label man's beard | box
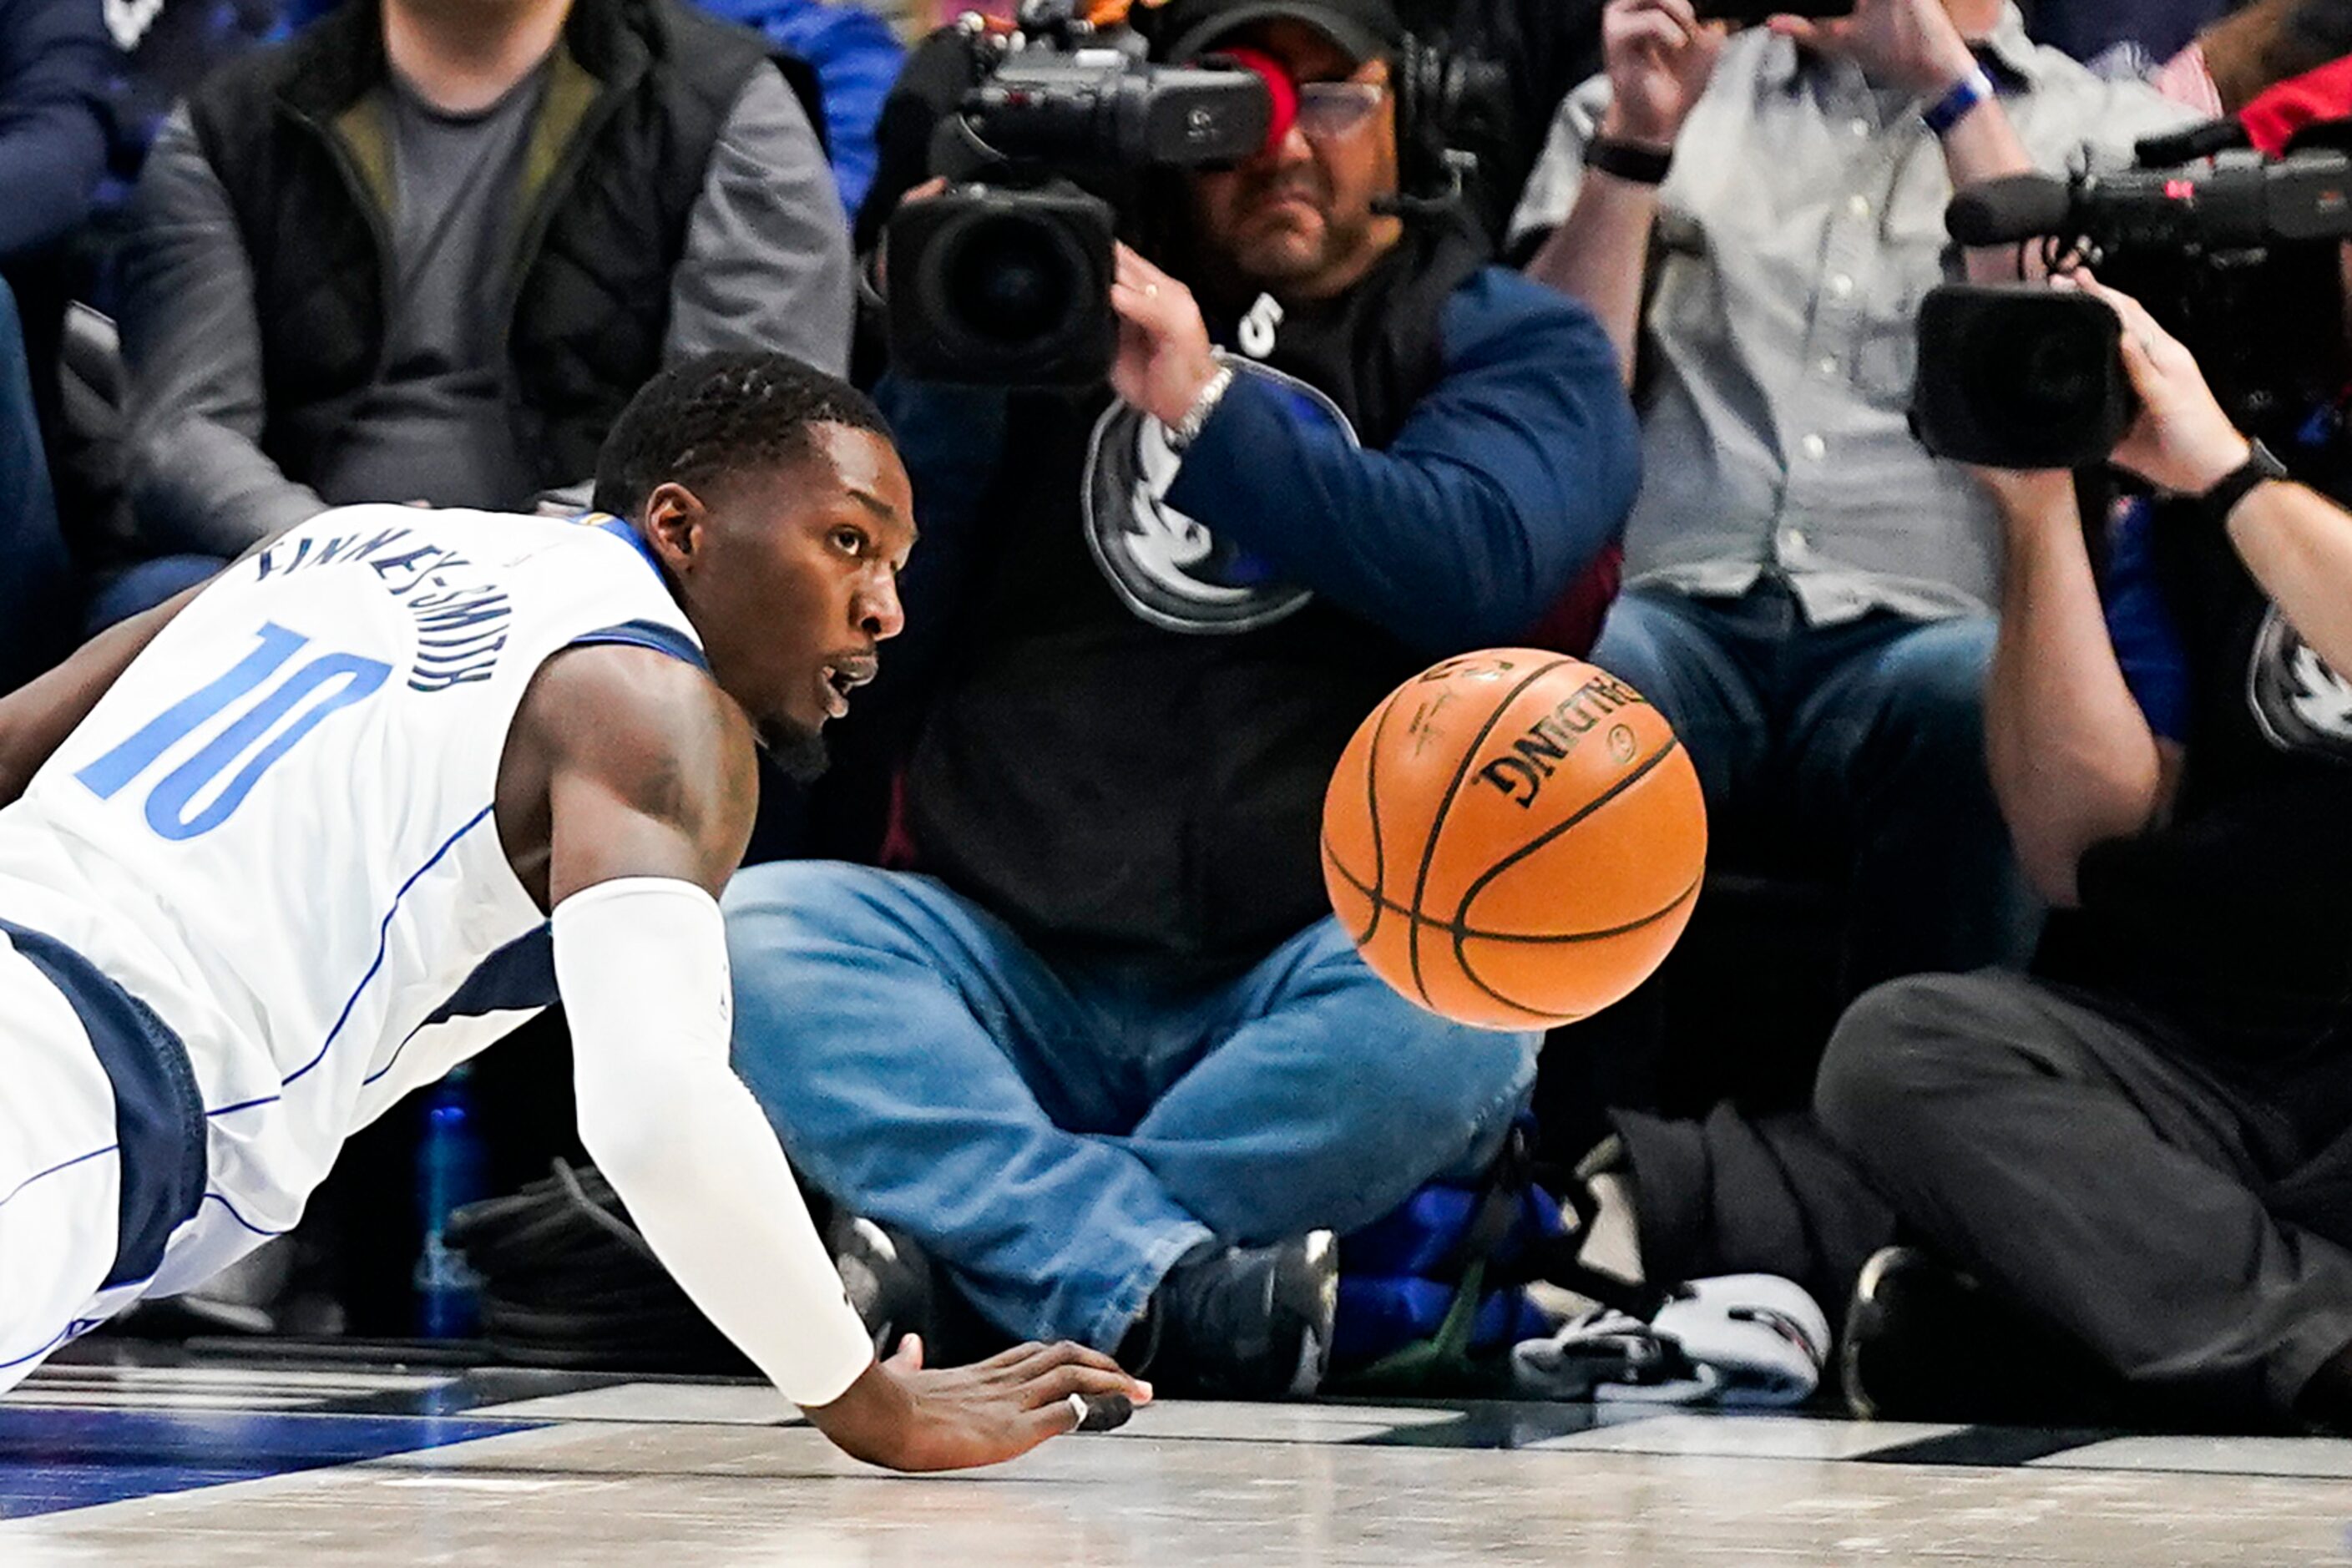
[756,718,831,784]
[1219,172,1348,285]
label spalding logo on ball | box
[1321,651,1707,1030]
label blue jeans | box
[722,862,1540,1350]
[0,281,72,694]
[1591,579,2034,995]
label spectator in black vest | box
[112,0,853,595]
[721,0,1641,1396]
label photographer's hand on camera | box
[1108,245,1225,432]
[2065,274,2253,496]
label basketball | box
[1321,650,1707,1030]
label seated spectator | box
[723,0,1640,1396]
[0,278,74,691]
[1510,0,2193,1014]
[2,0,113,452]
[115,0,854,573]
[1573,257,2352,1434]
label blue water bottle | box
[413,1065,488,1338]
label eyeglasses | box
[1294,80,1386,141]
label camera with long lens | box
[1914,133,2352,468]
[885,5,1273,386]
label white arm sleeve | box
[554,876,877,1407]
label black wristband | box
[2190,438,2289,529]
[1584,136,1673,186]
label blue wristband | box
[1922,65,1995,137]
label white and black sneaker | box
[1126,1232,1338,1399]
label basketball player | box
[0,352,1150,1470]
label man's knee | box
[1871,617,1996,763]
[1591,592,1704,714]
[1284,928,1539,1132]
[1814,973,2023,1159]
[723,859,923,966]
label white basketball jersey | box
[0,506,702,1293]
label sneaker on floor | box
[1842,1245,2128,1427]
[1130,1232,1338,1399]
[828,1211,940,1358]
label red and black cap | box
[1141,0,1404,67]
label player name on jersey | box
[254,524,514,695]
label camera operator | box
[1550,257,2352,1430]
[1803,265,2352,1432]
[1505,0,2194,1015]
[721,0,1641,1396]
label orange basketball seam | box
[1447,736,1697,1024]
[1324,848,1702,945]
[1448,873,1701,1024]
[1402,657,1572,1009]
[1357,689,1400,948]
[1447,734,1691,937]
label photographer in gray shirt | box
[116,0,854,569]
[1510,0,2193,1003]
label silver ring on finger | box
[1066,1391,1090,1427]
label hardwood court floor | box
[3,1353,2349,1565]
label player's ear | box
[640,482,709,578]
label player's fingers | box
[884,1333,925,1373]
[984,1340,1096,1387]
[973,1340,1055,1372]
[1018,1360,1152,1409]
[1034,1391,1137,1436]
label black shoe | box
[1127,1232,1338,1399]
[828,1211,940,1358]
[1842,1245,2128,1426]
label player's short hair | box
[590,352,893,522]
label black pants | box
[1617,970,2352,1425]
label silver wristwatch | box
[1166,360,1236,453]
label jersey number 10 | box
[77,622,392,841]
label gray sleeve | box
[665,66,857,377]
[117,109,328,558]
[1505,73,1614,255]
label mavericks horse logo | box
[1081,361,1356,635]
[2248,604,2352,764]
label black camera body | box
[884,18,1272,386]
[1914,140,2352,469]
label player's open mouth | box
[819,655,876,719]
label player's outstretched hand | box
[801,1333,1152,1472]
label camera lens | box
[1960,310,2106,445]
[941,215,1083,346]
[2014,329,2102,416]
